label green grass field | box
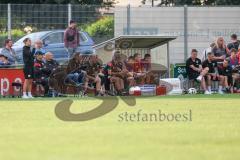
[0,95,240,160]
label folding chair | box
[11,82,22,98]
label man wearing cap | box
[34,51,49,96]
[0,53,11,67]
[64,20,80,59]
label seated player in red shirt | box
[124,56,136,87]
[141,53,156,84]
[133,53,146,84]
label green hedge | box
[82,16,114,37]
[0,29,26,45]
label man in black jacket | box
[34,51,50,96]
[44,52,59,77]
[22,38,34,99]
[227,34,239,51]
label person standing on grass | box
[22,38,34,99]
[64,20,80,59]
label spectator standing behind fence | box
[1,39,18,64]
[64,20,80,59]
[212,37,229,61]
[227,34,239,51]
[22,38,34,99]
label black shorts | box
[188,72,200,80]
[23,66,34,79]
[227,76,233,85]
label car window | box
[14,31,49,46]
[80,32,87,42]
[45,32,63,44]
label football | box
[188,88,197,94]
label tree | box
[0,0,116,6]
[141,0,240,6]
[203,0,216,5]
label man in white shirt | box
[201,42,215,62]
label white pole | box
[7,3,11,39]
[68,3,72,24]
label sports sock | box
[219,86,223,91]
[208,86,211,91]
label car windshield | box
[14,31,50,46]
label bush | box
[0,29,26,46]
[83,16,114,37]
[0,29,25,37]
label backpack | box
[67,34,75,42]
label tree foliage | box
[141,0,240,6]
[0,0,116,5]
[83,16,114,37]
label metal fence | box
[115,5,240,64]
[1,4,240,64]
[0,4,113,45]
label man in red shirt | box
[64,20,80,59]
[133,53,146,84]
[141,53,156,84]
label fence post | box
[167,42,170,78]
[126,4,131,35]
[183,5,188,61]
[7,3,11,39]
[152,0,154,7]
[68,3,72,24]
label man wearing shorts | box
[218,60,233,93]
[202,52,224,94]
[186,49,209,94]
[22,38,34,98]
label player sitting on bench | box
[186,49,209,94]
[104,52,129,95]
[84,55,104,96]
[202,52,225,94]
[34,51,49,96]
[65,53,87,87]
